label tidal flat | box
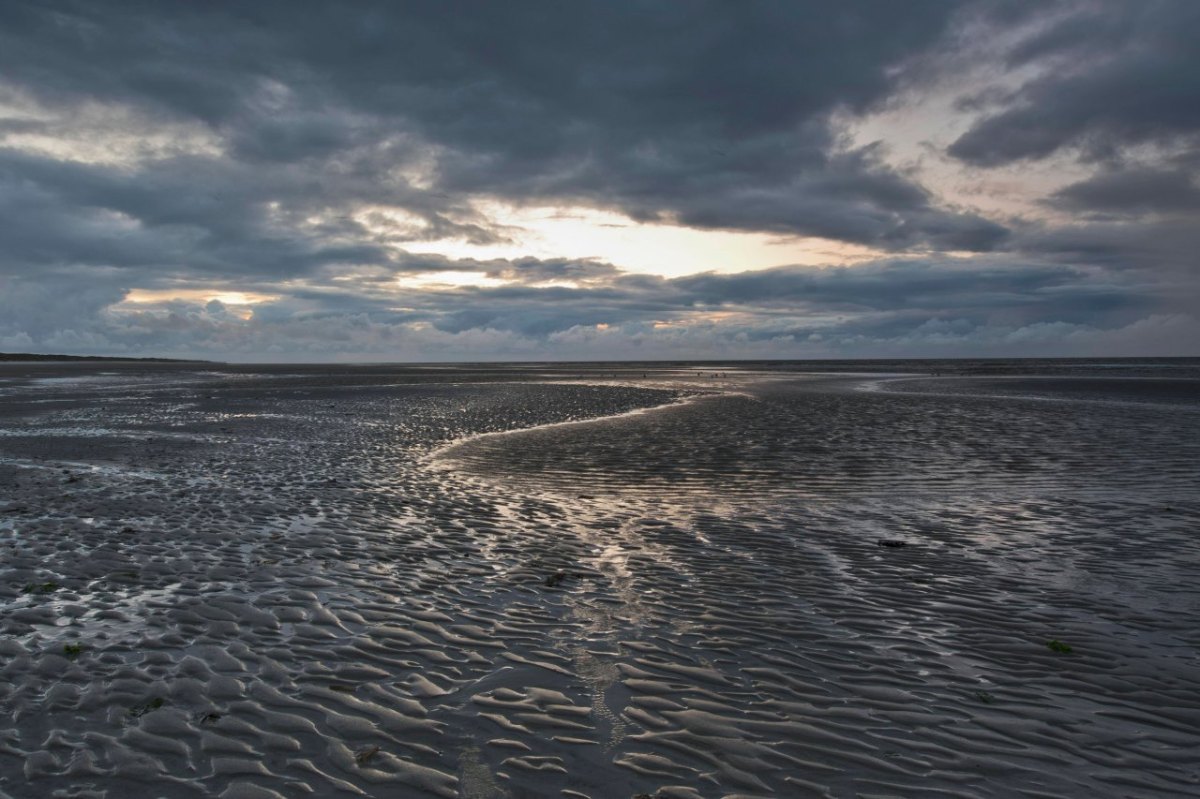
[0,360,1197,798]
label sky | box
[1,0,1198,362]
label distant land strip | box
[0,352,216,363]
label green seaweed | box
[63,643,83,660]
[129,697,166,717]
[355,745,381,766]
[22,581,59,595]
[1046,639,1073,654]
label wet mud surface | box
[0,362,1198,798]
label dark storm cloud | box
[348,257,1150,338]
[571,145,1010,251]
[1015,218,1200,279]
[672,260,1084,312]
[0,271,128,340]
[0,144,470,281]
[401,256,1167,356]
[3,244,1178,357]
[672,259,1154,333]
[481,257,621,284]
[1048,167,1200,215]
[0,1,1195,359]
[950,1,1200,165]
[0,0,1003,251]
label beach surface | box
[1,360,1198,798]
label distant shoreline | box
[1,352,1196,369]
[0,352,217,363]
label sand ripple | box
[0,365,1197,797]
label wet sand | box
[0,361,1198,798]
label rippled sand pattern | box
[1,363,1198,798]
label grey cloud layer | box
[0,0,1003,251]
[5,253,1181,359]
[950,1,1200,166]
[1049,167,1200,215]
[0,0,1197,359]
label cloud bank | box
[0,1,1196,360]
